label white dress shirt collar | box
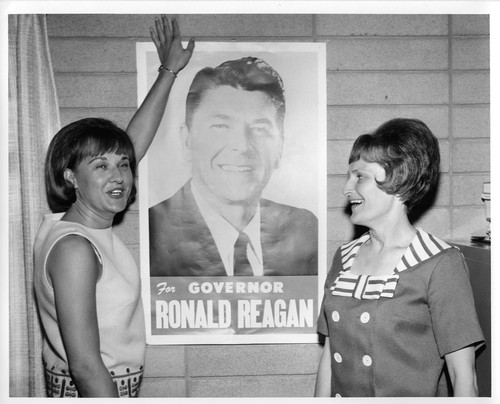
[191,182,263,276]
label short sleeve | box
[317,294,328,336]
[428,248,485,357]
[316,248,343,337]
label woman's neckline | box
[345,230,419,277]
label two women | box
[34,15,483,398]
[315,118,484,397]
[33,16,194,397]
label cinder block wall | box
[46,14,490,397]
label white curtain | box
[9,14,60,397]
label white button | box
[335,393,342,397]
[334,352,343,363]
[332,311,340,322]
[360,312,370,323]
[362,355,372,366]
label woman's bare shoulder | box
[47,234,100,279]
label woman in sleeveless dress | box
[34,16,194,397]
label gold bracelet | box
[158,65,177,78]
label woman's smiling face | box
[67,152,133,219]
[343,159,399,228]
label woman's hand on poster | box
[150,15,195,76]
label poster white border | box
[137,41,327,345]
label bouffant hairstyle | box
[349,118,440,212]
[45,118,137,213]
[185,56,286,133]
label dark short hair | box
[185,57,286,132]
[45,118,137,213]
[349,118,440,212]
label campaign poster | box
[136,42,327,344]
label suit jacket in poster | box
[148,182,318,276]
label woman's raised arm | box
[127,15,195,162]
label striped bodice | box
[330,229,454,300]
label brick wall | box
[46,13,490,397]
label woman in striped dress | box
[314,118,484,397]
